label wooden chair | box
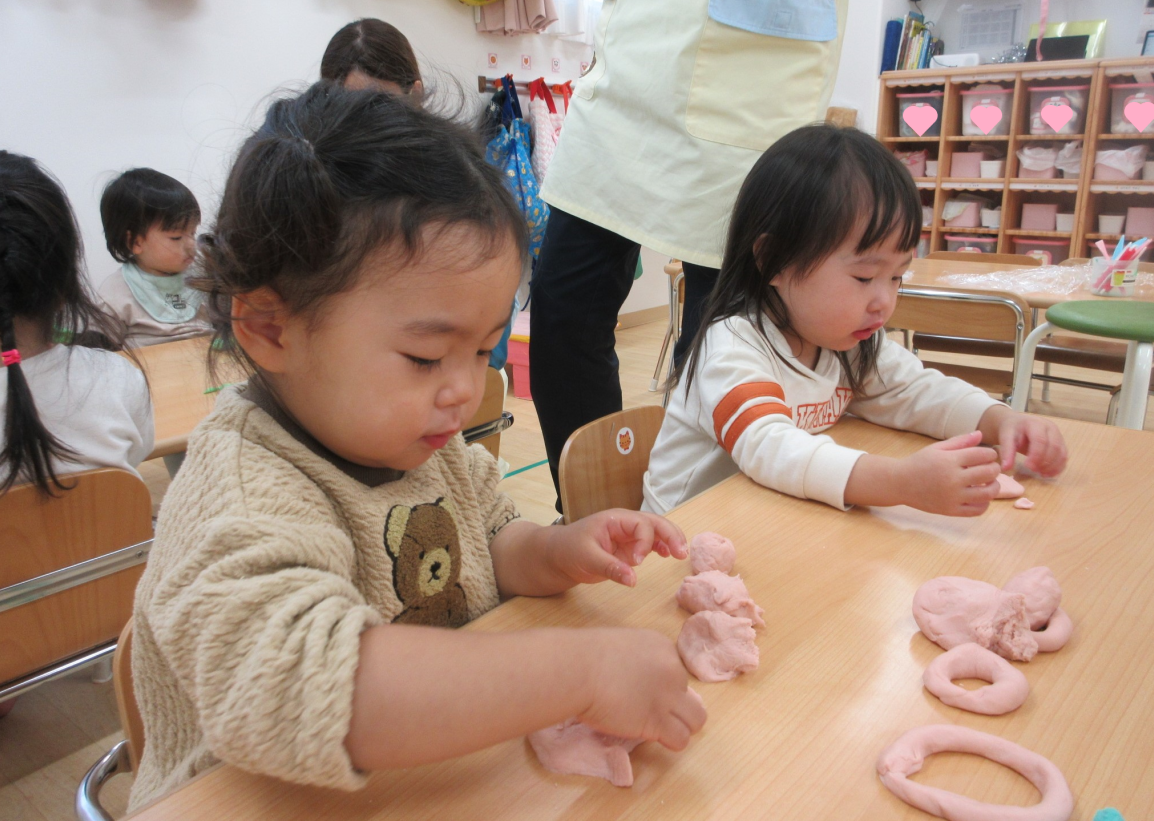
[926,251,1044,267]
[77,619,143,821]
[888,286,1029,399]
[462,367,513,459]
[650,260,685,406]
[0,469,152,702]
[559,405,665,524]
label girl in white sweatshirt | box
[645,125,1067,516]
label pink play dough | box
[677,610,759,682]
[527,720,642,787]
[1002,567,1062,630]
[1031,608,1073,653]
[676,571,766,627]
[1014,498,1035,510]
[922,643,1029,715]
[688,532,737,574]
[913,577,1039,661]
[877,724,1073,821]
[995,473,1026,499]
[527,689,705,787]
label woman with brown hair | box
[320,18,423,99]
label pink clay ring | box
[1031,608,1072,653]
[877,725,1073,821]
[923,642,1029,715]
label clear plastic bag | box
[938,262,1154,294]
[1094,145,1149,179]
[1016,144,1058,172]
[1054,142,1083,178]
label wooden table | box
[907,257,1154,310]
[128,417,1154,820]
[131,336,240,460]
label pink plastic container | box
[946,235,998,253]
[1021,203,1059,231]
[950,153,984,178]
[506,312,532,400]
[1126,206,1154,237]
[1013,237,1069,265]
[944,201,981,228]
[1094,162,1141,181]
[1028,85,1089,135]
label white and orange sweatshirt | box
[643,316,1002,513]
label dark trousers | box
[529,207,718,511]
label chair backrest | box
[890,286,1030,343]
[463,367,507,458]
[114,618,145,770]
[0,469,152,685]
[559,405,665,524]
[927,251,1043,267]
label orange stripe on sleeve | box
[712,382,787,444]
[721,403,792,454]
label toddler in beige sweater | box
[129,83,705,811]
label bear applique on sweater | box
[384,497,470,627]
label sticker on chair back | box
[707,0,838,41]
[616,427,635,455]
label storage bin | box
[925,159,939,177]
[962,86,1013,136]
[980,208,1001,228]
[1110,83,1154,135]
[1145,161,1154,181]
[943,200,981,228]
[1099,214,1125,234]
[980,160,1006,178]
[1013,237,1069,265]
[1055,213,1075,232]
[895,149,927,178]
[506,312,532,400]
[1125,206,1154,237]
[1028,85,1089,135]
[1021,203,1059,231]
[897,91,944,137]
[951,153,984,178]
[1017,145,1058,178]
[946,235,998,253]
[1094,146,1148,181]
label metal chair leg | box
[1115,340,1153,430]
[91,656,113,684]
[661,273,684,408]
[1010,321,1053,413]
[76,739,131,821]
[649,275,678,392]
[1041,361,1052,402]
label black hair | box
[100,168,201,263]
[192,81,528,380]
[0,151,134,495]
[320,18,421,94]
[676,124,922,397]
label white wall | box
[830,0,910,133]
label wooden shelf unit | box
[879,58,1154,262]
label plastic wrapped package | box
[1094,145,1149,181]
[1016,144,1058,179]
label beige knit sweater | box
[128,385,517,811]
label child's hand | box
[993,412,1068,476]
[897,431,1001,516]
[578,627,706,750]
[550,510,687,587]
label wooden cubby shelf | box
[879,57,1154,260]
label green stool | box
[1011,301,1154,430]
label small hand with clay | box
[548,510,688,588]
[578,627,707,750]
[984,407,1068,477]
[896,431,1002,517]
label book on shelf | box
[884,11,942,73]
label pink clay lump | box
[677,610,759,682]
[676,571,766,627]
[688,532,737,574]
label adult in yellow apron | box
[530,0,849,509]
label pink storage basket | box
[946,235,998,253]
[1013,237,1069,265]
[1126,207,1154,237]
[950,153,984,178]
[944,201,981,228]
[1020,204,1059,231]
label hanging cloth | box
[528,78,566,185]
[477,0,559,34]
[485,75,549,258]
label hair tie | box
[1,349,21,367]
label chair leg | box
[649,276,678,392]
[1107,388,1121,425]
[1041,362,1052,402]
[1115,341,1154,430]
[661,273,684,408]
[1010,322,1052,413]
[91,657,113,684]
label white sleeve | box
[125,362,155,467]
[848,335,1002,440]
[695,324,865,511]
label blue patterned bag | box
[485,75,549,259]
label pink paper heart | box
[1039,102,1074,132]
[1124,100,1154,133]
[902,104,938,137]
[970,104,1003,135]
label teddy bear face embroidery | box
[384,497,470,628]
